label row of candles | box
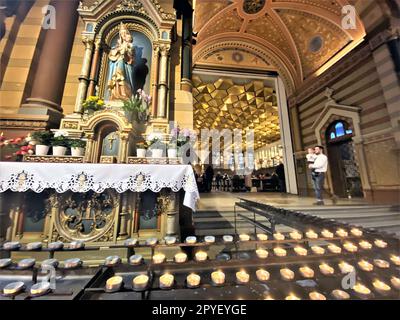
[104,267,400,299]
[0,228,389,252]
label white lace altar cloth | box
[0,162,200,211]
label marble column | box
[73,36,95,114]
[157,44,170,118]
[151,44,160,117]
[166,192,179,237]
[87,38,102,98]
[181,5,193,92]
[20,0,80,125]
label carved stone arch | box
[194,40,297,95]
[311,88,371,195]
[81,110,133,133]
[96,11,159,42]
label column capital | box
[159,43,171,56]
[82,35,95,48]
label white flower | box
[54,130,69,138]
[25,134,32,142]
[146,132,163,143]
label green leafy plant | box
[51,130,69,147]
[69,139,87,148]
[31,131,54,145]
[136,141,148,149]
[122,96,141,112]
[82,96,105,112]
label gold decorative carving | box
[53,190,118,242]
[126,157,182,165]
[23,155,85,163]
[61,121,79,130]
[0,120,47,129]
[100,155,117,163]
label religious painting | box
[105,23,152,101]
[101,131,120,156]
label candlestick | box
[374,259,390,269]
[185,236,197,244]
[186,273,201,287]
[336,229,348,237]
[133,274,149,290]
[106,276,123,292]
[390,255,400,266]
[152,253,166,264]
[223,235,233,242]
[331,289,350,300]
[353,283,371,295]
[357,260,373,272]
[2,281,25,296]
[350,228,363,237]
[390,276,400,289]
[338,262,354,274]
[174,252,187,263]
[211,271,225,285]
[274,247,287,257]
[236,270,250,284]
[146,237,158,245]
[299,266,314,278]
[64,258,82,269]
[294,246,308,256]
[343,242,358,253]
[204,236,215,243]
[285,293,300,300]
[319,263,334,275]
[309,291,326,300]
[256,269,270,281]
[373,280,391,292]
[0,258,12,268]
[359,240,372,250]
[239,234,250,241]
[256,248,269,259]
[328,244,342,254]
[374,239,387,248]
[257,233,268,241]
[159,273,174,289]
[306,230,318,239]
[273,232,285,240]
[194,250,207,262]
[289,230,302,240]
[321,229,334,238]
[311,246,325,255]
[280,268,294,281]
[129,254,143,265]
[164,236,176,245]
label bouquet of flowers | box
[82,96,105,112]
[170,127,197,148]
[0,133,35,161]
[51,130,70,147]
[146,132,163,149]
[122,89,152,122]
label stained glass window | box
[327,121,353,142]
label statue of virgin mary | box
[107,23,136,100]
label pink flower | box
[4,155,12,160]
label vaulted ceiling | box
[193,0,366,95]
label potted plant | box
[170,127,196,157]
[122,89,151,122]
[70,139,87,157]
[167,142,177,158]
[147,133,164,158]
[136,141,148,158]
[51,130,69,156]
[31,130,54,156]
[82,96,105,114]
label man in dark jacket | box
[205,165,214,192]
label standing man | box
[309,146,328,205]
[205,165,214,193]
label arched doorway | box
[326,121,363,198]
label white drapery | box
[0,162,200,211]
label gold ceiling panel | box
[193,77,281,149]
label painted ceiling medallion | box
[243,0,266,14]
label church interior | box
[0,0,399,301]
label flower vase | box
[137,148,147,158]
[35,145,50,156]
[52,146,67,156]
[168,149,177,158]
[71,147,84,157]
[152,149,163,158]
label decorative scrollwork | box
[54,190,118,242]
[243,0,266,14]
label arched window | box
[327,121,353,143]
